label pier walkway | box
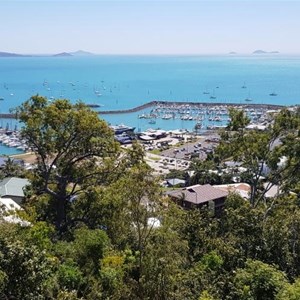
[0,100,285,119]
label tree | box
[15,96,120,232]
[216,108,300,207]
[228,259,287,300]
[189,160,220,185]
[0,157,26,179]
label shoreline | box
[0,100,286,119]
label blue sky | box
[1,0,299,54]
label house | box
[167,184,228,215]
[0,197,21,211]
[0,177,30,205]
[0,196,31,227]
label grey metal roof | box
[167,184,228,205]
[0,177,30,198]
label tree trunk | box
[56,196,66,232]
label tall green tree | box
[15,96,120,232]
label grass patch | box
[149,149,161,155]
[148,156,161,161]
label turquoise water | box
[0,55,299,154]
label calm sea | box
[0,55,299,154]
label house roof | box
[0,177,30,198]
[263,183,280,198]
[214,183,251,199]
[167,184,228,205]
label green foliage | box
[0,269,7,294]
[198,290,216,300]
[57,262,84,291]
[0,239,54,299]
[276,278,300,300]
[228,259,287,300]
[72,227,109,274]
[26,221,55,250]
[16,96,119,232]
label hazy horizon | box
[1,0,300,55]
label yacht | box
[110,124,135,135]
[210,90,216,99]
[245,92,252,102]
[269,92,278,96]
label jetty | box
[0,100,285,119]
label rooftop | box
[0,177,30,198]
[167,184,228,205]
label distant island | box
[70,50,94,56]
[0,51,29,57]
[53,52,73,57]
[229,51,237,55]
[252,50,280,54]
[0,50,94,58]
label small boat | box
[210,90,216,99]
[195,122,202,130]
[203,86,210,94]
[241,82,247,89]
[0,97,4,101]
[269,92,278,96]
[148,120,156,125]
[245,92,252,102]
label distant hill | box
[0,51,27,57]
[253,50,280,54]
[229,51,237,55]
[0,50,95,57]
[53,52,73,57]
[70,50,94,56]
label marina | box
[0,129,29,153]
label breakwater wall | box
[98,100,285,115]
[0,100,286,119]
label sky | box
[0,0,300,55]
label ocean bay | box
[0,55,299,143]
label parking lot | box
[159,135,220,160]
